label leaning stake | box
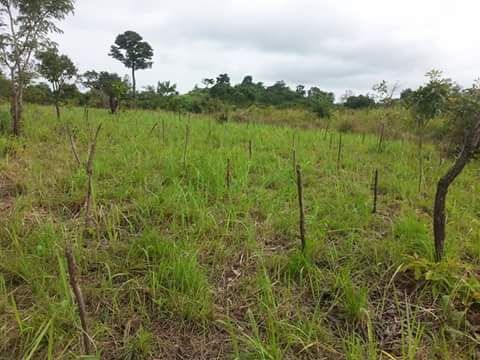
[65,244,92,355]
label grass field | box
[1,105,480,359]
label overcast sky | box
[52,0,480,99]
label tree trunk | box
[11,81,22,137]
[131,66,136,96]
[55,102,61,120]
[433,120,480,261]
[109,96,118,114]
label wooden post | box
[66,123,81,167]
[296,165,306,252]
[292,149,296,176]
[248,140,252,160]
[84,124,102,235]
[226,158,231,190]
[372,169,378,214]
[337,133,343,171]
[149,122,159,135]
[183,123,189,173]
[65,244,92,355]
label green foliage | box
[36,47,77,99]
[82,70,129,113]
[408,70,458,128]
[23,83,52,105]
[343,94,375,109]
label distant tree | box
[157,81,178,97]
[308,87,334,103]
[372,80,399,107]
[0,0,75,136]
[263,81,298,106]
[400,88,414,104]
[296,85,306,97]
[340,90,355,104]
[210,73,232,99]
[202,78,214,88]
[24,82,52,105]
[109,30,153,96]
[241,75,253,86]
[343,94,375,109]
[82,71,128,114]
[307,87,335,118]
[37,47,77,119]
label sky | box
[52,0,480,99]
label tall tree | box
[109,30,153,96]
[37,46,77,119]
[0,0,75,136]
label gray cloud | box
[52,0,480,97]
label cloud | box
[52,0,480,96]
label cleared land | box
[1,106,479,359]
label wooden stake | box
[292,149,297,176]
[296,165,306,252]
[226,158,231,190]
[66,123,81,167]
[149,122,159,135]
[183,123,190,173]
[65,244,92,355]
[372,169,379,214]
[248,140,252,160]
[84,124,102,234]
[337,133,343,171]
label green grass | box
[0,104,480,358]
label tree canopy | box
[109,30,153,96]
